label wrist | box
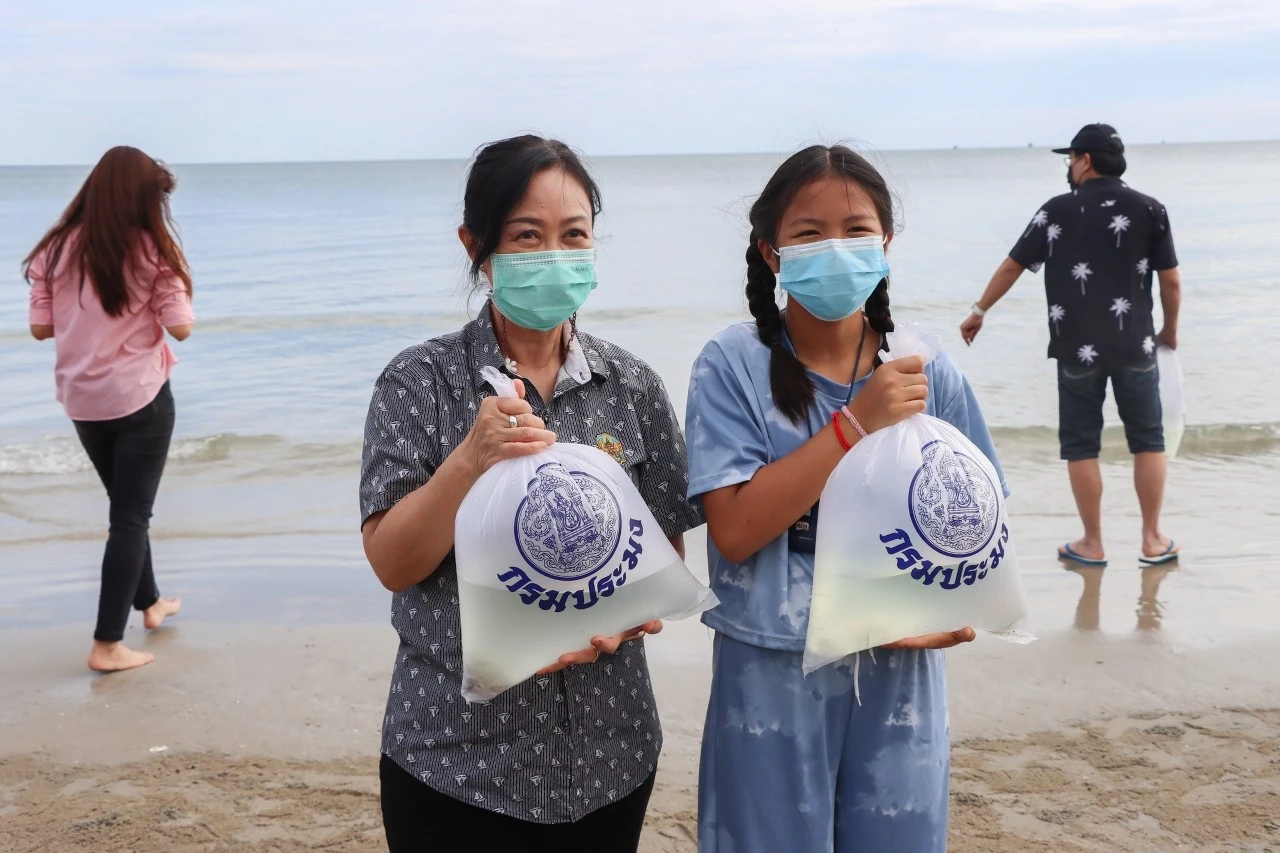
[840,404,870,441]
[832,412,853,452]
[970,302,988,317]
[446,437,484,483]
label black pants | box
[73,382,175,643]
[380,755,655,853]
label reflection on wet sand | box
[1136,565,1174,630]
[1063,562,1177,631]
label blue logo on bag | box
[514,461,622,582]
[907,441,999,559]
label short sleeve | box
[1007,206,1051,273]
[931,351,1011,498]
[684,343,770,502]
[359,357,442,526]
[634,368,704,538]
[1149,204,1178,271]
[27,252,52,326]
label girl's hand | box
[881,627,976,650]
[536,621,663,675]
[847,355,928,434]
[459,378,557,476]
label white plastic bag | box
[1156,345,1185,458]
[454,366,718,702]
[803,326,1033,673]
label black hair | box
[746,144,897,425]
[1088,149,1128,177]
[462,135,603,286]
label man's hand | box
[960,313,984,346]
[1156,327,1177,350]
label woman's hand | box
[881,627,976,650]
[846,355,929,434]
[459,379,557,476]
[536,620,663,675]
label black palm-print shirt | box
[1010,176,1178,367]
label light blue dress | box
[685,321,1008,853]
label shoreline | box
[3,619,1280,851]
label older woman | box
[359,135,702,852]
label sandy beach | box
[3,597,1280,852]
[4,452,1280,852]
[4,144,1279,851]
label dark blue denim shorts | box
[1057,358,1164,460]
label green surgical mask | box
[490,249,597,332]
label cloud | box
[0,0,1277,163]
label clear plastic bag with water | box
[803,326,1033,674]
[454,366,718,701]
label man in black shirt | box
[960,123,1182,567]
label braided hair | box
[746,145,898,425]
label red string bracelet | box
[831,411,853,451]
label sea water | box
[3,144,1279,647]
[458,561,712,702]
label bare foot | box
[144,597,182,630]
[88,641,155,673]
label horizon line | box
[4,135,1276,170]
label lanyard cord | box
[846,316,869,407]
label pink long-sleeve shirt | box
[28,231,195,421]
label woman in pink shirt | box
[25,146,195,673]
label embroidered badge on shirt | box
[594,433,627,466]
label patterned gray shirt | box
[359,302,703,823]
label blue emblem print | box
[514,461,622,582]
[907,440,999,559]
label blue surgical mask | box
[776,236,889,322]
[490,249,597,332]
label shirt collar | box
[463,301,609,390]
[1080,176,1127,193]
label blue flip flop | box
[1058,542,1107,567]
[1139,540,1180,565]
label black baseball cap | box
[1053,123,1125,155]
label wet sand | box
[4,454,1280,851]
[3,611,1280,852]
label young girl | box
[685,145,1008,852]
[25,146,193,673]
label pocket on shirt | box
[586,403,650,486]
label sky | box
[2,0,1279,165]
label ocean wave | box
[0,303,746,343]
[990,422,1280,459]
[0,432,359,476]
[3,421,1275,477]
